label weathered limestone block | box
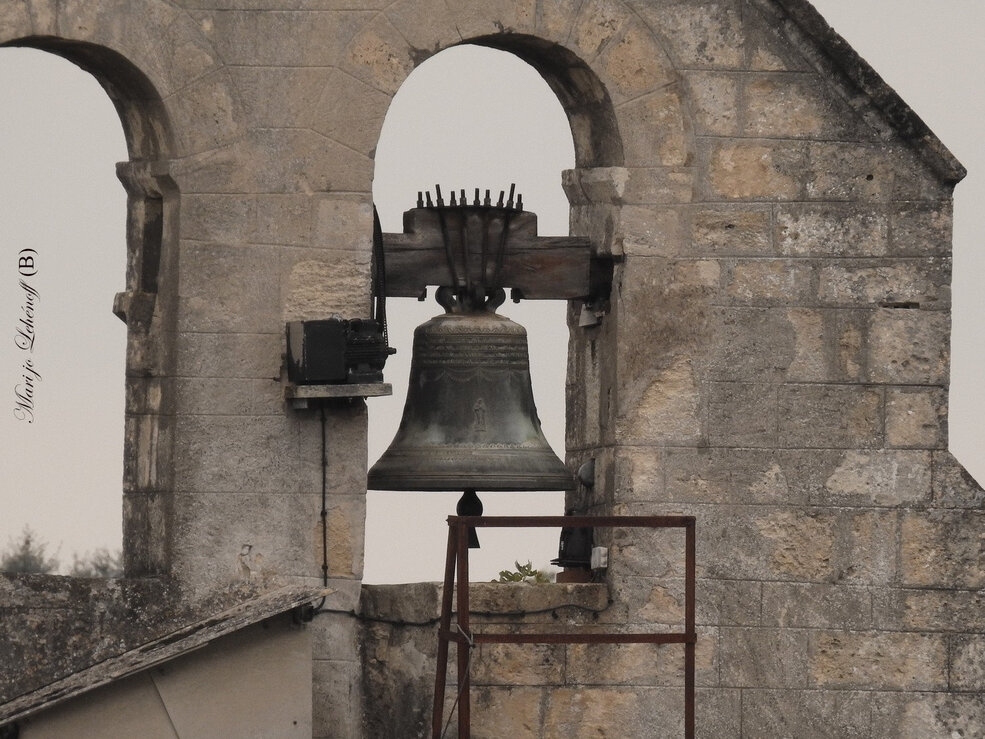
[776,203,888,257]
[598,20,676,102]
[662,448,808,506]
[176,332,282,379]
[565,637,716,687]
[817,259,950,308]
[696,579,762,626]
[283,249,372,321]
[872,692,985,739]
[684,71,739,136]
[820,450,932,507]
[743,74,863,140]
[536,0,583,42]
[171,492,320,587]
[174,415,302,492]
[690,204,772,256]
[950,634,985,691]
[806,142,895,201]
[632,0,745,69]
[470,643,564,686]
[785,308,827,381]
[931,450,985,508]
[694,505,896,585]
[178,244,281,333]
[197,10,371,67]
[542,686,684,738]
[326,495,365,578]
[777,384,883,449]
[384,0,460,55]
[724,259,813,304]
[703,140,805,200]
[704,381,777,447]
[312,659,362,739]
[179,194,255,243]
[615,257,719,394]
[620,356,703,445]
[890,201,953,255]
[568,0,633,62]
[755,510,833,582]
[885,387,947,449]
[785,308,878,383]
[696,688,743,738]
[809,631,947,691]
[873,588,985,633]
[622,167,694,204]
[901,510,985,589]
[248,129,373,194]
[310,612,361,663]
[607,525,687,580]
[342,13,416,95]
[445,0,536,41]
[720,627,809,688]
[168,141,258,195]
[468,687,546,738]
[253,195,316,247]
[298,404,369,495]
[227,67,332,131]
[123,413,171,493]
[565,321,606,451]
[175,378,282,417]
[304,71,390,157]
[866,308,949,385]
[0,2,32,38]
[741,689,871,738]
[761,583,871,630]
[166,70,244,155]
[616,205,684,256]
[616,88,690,167]
[313,195,375,251]
[890,146,954,201]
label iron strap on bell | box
[368,186,574,544]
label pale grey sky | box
[1,1,982,581]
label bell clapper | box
[457,488,483,549]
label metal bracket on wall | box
[432,515,697,739]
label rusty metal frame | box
[432,515,696,739]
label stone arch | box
[1,32,179,576]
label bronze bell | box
[368,286,573,493]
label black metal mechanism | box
[433,515,697,739]
[286,207,396,386]
[367,186,575,544]
[551,521,593,569]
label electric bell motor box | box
[286,318,393,385]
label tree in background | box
[0,527,122,577]
[69,548,123,578]
[0,526,58,574]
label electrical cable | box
[312,405,330,614]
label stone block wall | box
[1,0,983,736]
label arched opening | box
[367,44,577,582]
[0,43,173,577]
[0,47,127,573]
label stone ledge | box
[359,582,610,624]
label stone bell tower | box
[1,1,983,736]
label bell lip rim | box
[366,475,576,492]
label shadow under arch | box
[468,33,624,169]
[3,37,178,577]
